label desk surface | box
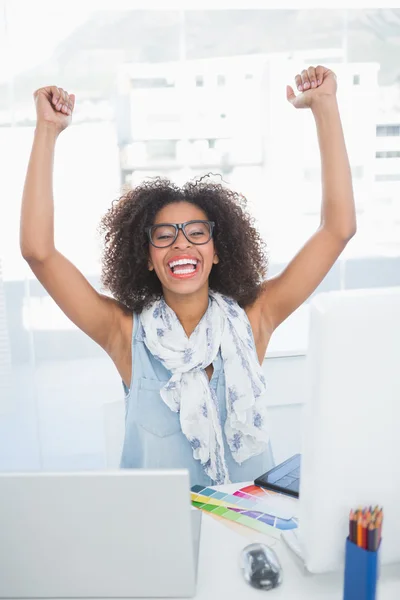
[194,512,400,599]
[52,512,399,600]
[23,483,400,600]
[158,481,400,600]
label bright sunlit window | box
[1,3,400,471]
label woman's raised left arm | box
[253,65,357,332]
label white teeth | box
[168,258,198,268]
[174,268,196,275]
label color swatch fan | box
[191,483,298,538]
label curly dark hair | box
[99,175,268,313]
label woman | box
[20,65,356,486]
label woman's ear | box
[148,259,154,271]
[213,254,219,265]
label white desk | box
[44,482,400,600]
[192,508,400,600]
[52,509,399,600]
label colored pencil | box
[349,510,355,543]
[357,514,363,547]
[368,522,379,552]
[376,512,383,548]
[361,516,367,549]
[349,506,383,551]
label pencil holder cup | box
[343,537,380,600]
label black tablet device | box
[254,454,301,498]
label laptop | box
[0,469,201,598]
[254,454,300,498]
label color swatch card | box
[191,499,284,539]
[234,484,299,519]
[191,484,296,520]
[191,484,298,539]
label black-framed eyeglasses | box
[146,220,215,248]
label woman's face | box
[148,202,219,298]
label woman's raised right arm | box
[20,86,126,353]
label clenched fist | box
[33,86,75,134]
[287,66,337,110]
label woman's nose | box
[173,229,191,248]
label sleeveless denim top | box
[120,313,275,487]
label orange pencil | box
[357,513,363,547]
[361,516,368,549]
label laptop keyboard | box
[271,459,300,492]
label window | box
[351,166,364,179]
[304,56,342,64]
[376,151,400,158]
[146,140,177,161]
[376,125,400,137]
[303,167,321,181]
[131,77,175,89]
[23,297,75,331]
[2,6,400,473]
[375,173,400,182]
[147,113,180,124]
[304,165,364,181]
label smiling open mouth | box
[167,258,199,278]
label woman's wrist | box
[34,121,61,141]
[311,95,340,120]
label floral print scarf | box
[139,292,269,484]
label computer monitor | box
[298,287,400,573]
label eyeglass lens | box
[150,221,212,247]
